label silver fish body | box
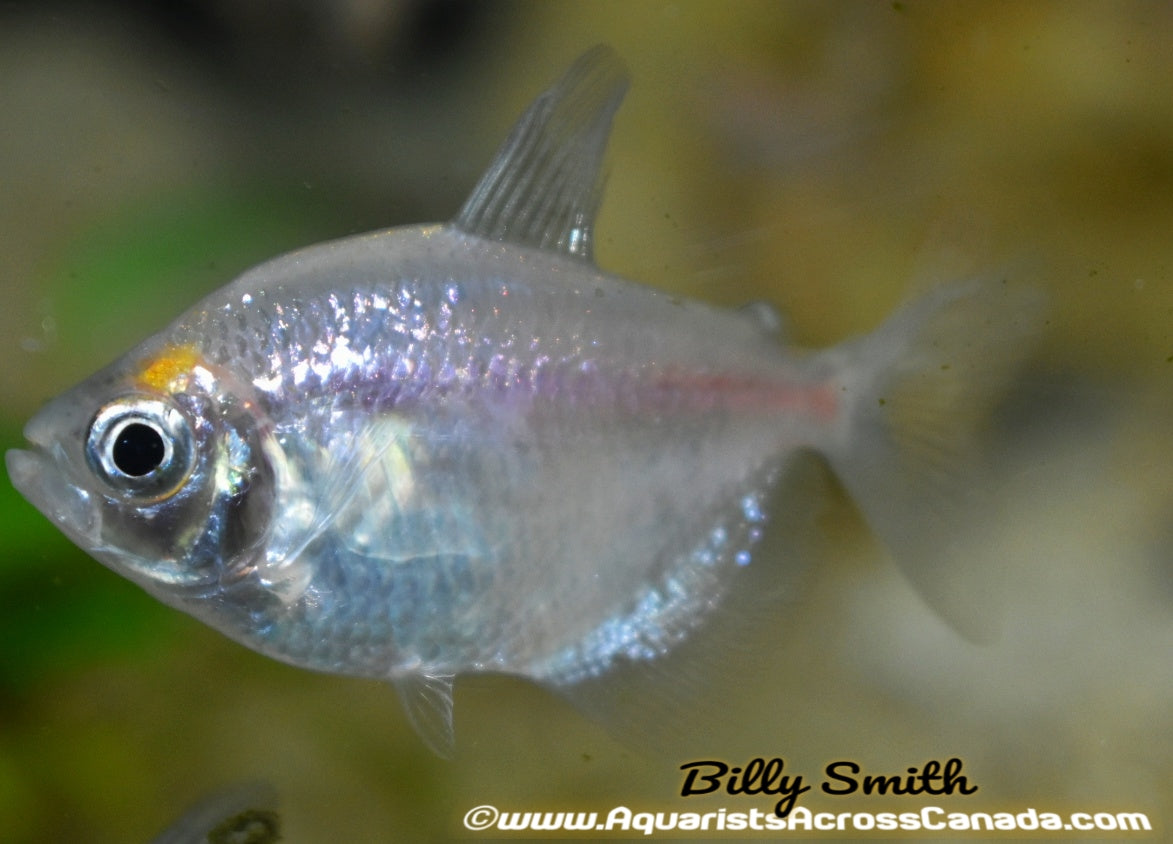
[6,47,1038,754]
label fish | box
[149,782,280,844]
[6,46,1040,756]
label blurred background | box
[0,1,1169,840]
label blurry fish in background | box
[149,781,279,844]
[93,0,489,84]
[5,46,1042,757]
[699,11,907,174]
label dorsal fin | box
[452,45,629,262]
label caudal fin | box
[820,280,1045,640]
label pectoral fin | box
[316,417,488,563]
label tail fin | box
[819,280,1045,641]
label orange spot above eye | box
[137,345,203,391]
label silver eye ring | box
[86,396,196,500]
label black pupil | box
[112,423,166,477]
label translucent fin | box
[394,673,456,758]
[821,280,1046,641]
[546,453,828,754]
[452,45,629,261]
[325,419,487,563]
[529,455,786,689]
[739,299,787,340]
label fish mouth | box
[6,443,100,545]
[8,427,219,595]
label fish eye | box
[111,422,166,476]
[86,397,196,500]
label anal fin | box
[537,454,826,754]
